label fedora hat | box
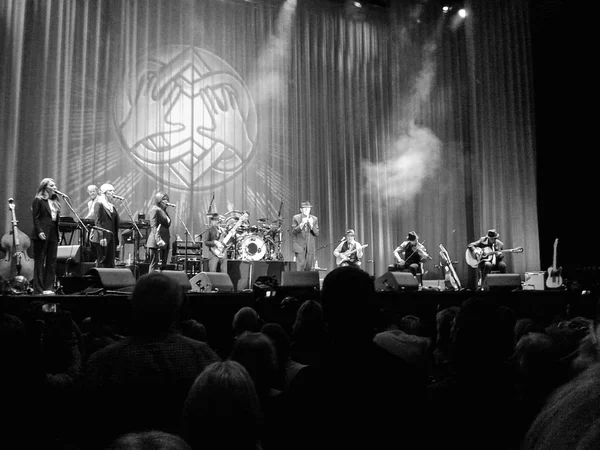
[346,229,356,236]
[300,201,312,208]
[487,229,500,238]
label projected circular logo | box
[112,45,257,191]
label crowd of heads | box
[3,266,600,449]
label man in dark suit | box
[146,191,171,272]
[291,201,319,271]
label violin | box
[439,244,461,291]
[0,198,34,283]
[416,242,433,262]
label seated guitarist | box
[204,213,228,273]
[333,229,364,268]
[467,229,506,287]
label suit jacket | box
[31,197,60,241]
[146,205,171,249]
[291,213,319,254]
[92,202,120,246]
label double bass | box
[0,198,35,285]
[439,244,461,291]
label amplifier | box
[523,271,545,290]
[173,242,203,255]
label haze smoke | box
[247,0,297,106]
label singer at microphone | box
[112,194,126,201]
[92,183,121,268]
[165,202,176,208]
[147,191,172,272]
[291,200,320,272]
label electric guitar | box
[545,238,563,288]
[465,246,523,268]
[336,244,368,266]
[211,212,248,258]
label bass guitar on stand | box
[546,238,563,289]
[211,212,248,258]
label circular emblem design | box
[113,45,257,191]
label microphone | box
[91,225,113,234]
[112,194,126,201]
[165,202,176,208]
[8,198,14,204]
[54,189,69,197]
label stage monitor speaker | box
[483,273,522,291]
[374,272,419,292]
[280,271,320,289]
[160,270,192,293]
[189,272,234,293]
[84,268,136,292]
[57,245,81,263]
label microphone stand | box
[55,194,90,292]
[58,194,90,246]
[116,197,142,278]
[174,207,195,276]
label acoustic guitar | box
[545,238,563,289]
[465,246,523,268]
[211,212,248,258]
[336,244,368,266]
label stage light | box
[442,5,451,14]
[353,1,362,7]
[458,8,467,18]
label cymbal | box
[271,218,285,223]
[257,218,268,222]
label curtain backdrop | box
[0,0,539,287]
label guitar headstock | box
[513,247,524,253]
[8,198,15,210]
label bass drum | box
[238,235,268,261]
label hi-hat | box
[271,218,285,223]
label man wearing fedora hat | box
[391,231,431,278]
[291,201,319,271]
[204,213,228,273]
[467,229,506,287]
[334,229,364,268]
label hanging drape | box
[0,0,539,286]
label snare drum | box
[238,235,268,261]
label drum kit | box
[212,210,284,261]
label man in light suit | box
[291,201,319,271]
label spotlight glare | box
[442,5,451,13]
[458,8,467,18]
[354,1,362,7]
